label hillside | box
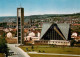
[0,13,80,22]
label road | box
[7,44,30,57]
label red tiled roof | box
[12,29,17,31]
[76,36,80,39]
[24,29,28,33]
[72,24,80,26]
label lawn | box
[29,54,79,57]
[19,46,80,55]
[0,53,5,57]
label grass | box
[19,46,80,55]
[29,54,79,57]
[0,53,5,57]
[19,45,80,57]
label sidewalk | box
[28,52,80,57]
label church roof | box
[40,23,52,39]
[57,23,70,40]
[41,23,70,40]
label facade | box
[17,7,24,44]
[34,40,70,46]
[34,23,71,46]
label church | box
[34,23,71,46]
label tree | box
[70,39,76,46]
[0,37,8,57]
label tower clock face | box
[18,9,21,17]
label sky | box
[0,0,80,16]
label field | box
[20,45,80,55]
[0,53,5,57]
[19,45,80,57]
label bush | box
[27,43,32,46]
[74,44,80,47]
[39,50,41,52]
[26,48,28,51]
[32,50,34,51]
[43,51,45,53]
[31,46,34,49]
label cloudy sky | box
[0,0,80,16]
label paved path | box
[8,44,30,57]
[28,52,80,57]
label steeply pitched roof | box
[57,23,70,40]
[41,23,70,40]
[40,23,52,39]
